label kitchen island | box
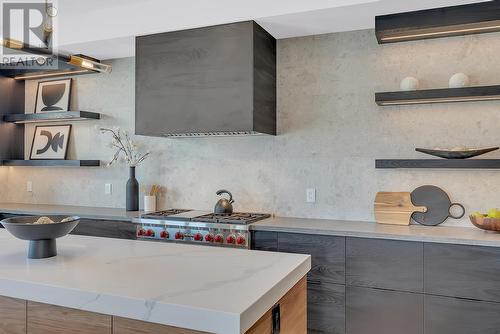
[0,230,310,334]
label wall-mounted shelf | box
[375,85,500,106]
[375,1,500,44]
[3,111,100,124]
[1,160,100,167]
[376,159,500,169]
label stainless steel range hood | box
[135,21,276,137]
[0,39,111,80]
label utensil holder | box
[144,195,156,212]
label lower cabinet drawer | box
[424,243,500,302]
[278,233,345,284]
[251,231,278,251]
[70,219,137,240]
[346,286,423,334]
[308,282,345,334]
[425,295,500,334]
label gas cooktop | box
[136,209,271,248]
[141,210,270,225]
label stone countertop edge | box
[0,203,141,222]
[250,217,500,248]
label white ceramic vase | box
[449,73,470,88]
[400,77,419,91]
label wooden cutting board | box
[374,192,427,226]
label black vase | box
[126,166,139,211]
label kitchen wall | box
[4,29,500,226]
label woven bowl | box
[469,215,500,232]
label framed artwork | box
[35,79,72,113]
[30,125,72,160]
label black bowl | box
[415,147,499,159]
[1,215,80,259]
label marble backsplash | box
[3,29,500,227]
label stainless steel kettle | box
[214,189,234,214]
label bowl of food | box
[1,215,80,259]
[470,209,500,232]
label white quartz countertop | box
[251,217,500,248]
[0,230,310,334]
[0,203,140,222]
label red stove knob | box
[205,234,214,242]
[226,235,236,244]
[236,235,246,245]
[146,229,155,237]
[175,232,184,240]
[193,233,203,241]
[137,228,145,236]
[160,230,169,239]
[214,234,224,243]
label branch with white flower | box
[100,127,150,167]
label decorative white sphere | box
[400,77,419,91]
[449,73,470,88]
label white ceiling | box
[56,0,489,59]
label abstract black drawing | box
[35,79,72,113]
[30,125,72,160]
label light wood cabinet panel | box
[246,277,307,334]
[113,317,207,334]
[27,301,111,334]
[0,296,26,334]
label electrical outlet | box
[306,188,316,203]
[27,181,33,192]
[105,183,112,195]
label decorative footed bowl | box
[1,215,80,259]
[469,215,500,232]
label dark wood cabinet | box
[278,233,345,285]
[0,75,24,162]
[346,286,423,334]
[251,231,500,334]
[251,231,277,251]
[346,237,423,292]
[424,295,500,334]
[307,282,345,334]
[424,243,500,302]
[70,219,136,240]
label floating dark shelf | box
[3,111,100,123]
[376,159,500,169]
[1,160,100,167]
[375,85,500,106]
[376,1,500,44]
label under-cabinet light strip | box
[378,95,500,105]
[381,24,500,42]
[13,118,89,124]
[13,69,91,80]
